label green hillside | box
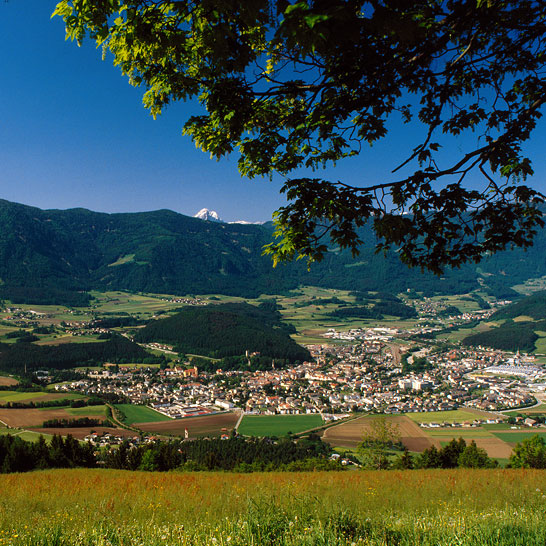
[134,303,311,363]
[0,199,546,304]
[492,291,546,320]
[0,335,154,374]
[463,293,546,352]
[463,321,542,353]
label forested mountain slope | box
[134,303,311,362]
[0,199,544,304]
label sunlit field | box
[2,469,546,545]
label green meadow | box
[114,404,172,424]
[238,414,324,436]
[405,409,491,424]
[2,469,546,545]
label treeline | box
[0,433,340,473]
[0,285,91,307]
[2,397,103,409]
[294,297,345,308]
[0,335,157,373]
[393,438,498,469]
[104,434,338,472]
[436,305,462,317]
[0,434,95,473]
[329,301,417,320]
[351,291,402,303]
[43,417,112,428]
[135,303,310,363]
[89,316,146,328]
[329,306,382,319]
[193,355,298,374]
[463,320,545,352]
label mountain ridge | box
[0,198,544,304]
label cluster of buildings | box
[56,336,543,418]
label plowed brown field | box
[323,415,435,451]
[0,377,18,387]
[135,412,239,437]
[472,438,513,459]
[27,427,135,440]
[0,408,106,428]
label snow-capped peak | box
[194,208,223,223]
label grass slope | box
[2,469,546,545]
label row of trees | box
[3,429,546,473]
[359,417,546,470]
[0,434,95,473]
[105,434,335,472]
[402,439,498,470]
[42,417,112,429]
[0,335,159,373]
[358,418,497,470]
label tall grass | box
[2,469,546,545]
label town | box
[55,332,543,420]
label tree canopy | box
[54,1,546,272]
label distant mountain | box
[194,208,223,222]
[0,198,545,305]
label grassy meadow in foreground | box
[2,469,546,545]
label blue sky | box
[1,2,545,223]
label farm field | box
[424,427,494,437]
[0,407,108,428]
[26,426,135,440]
[238,414,324,437]
[35,334,104,345]
[510,403,546,415]
[405,408,498,424]
[114,404,172,424]
[0,429,54,442]
[0,376,18,387]
[493,431,546,443]
[0,391,84,405]
[89,291,201,317]
[2,469,546,546]
[135,412,240,437]
[321,412,522,459]
[323,415,435,452]
[64,405,108,417]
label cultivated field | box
[26,426,136,440]
[323,415,435,451]
[2,469,546,545]
[405,408,498,424]
[0,407,108,428]
[114,404,172,424]
[321,411,524,459]
[135,412,240,437]
[238,414,324,437]
[0,376,18,387]
[0,391,84,405]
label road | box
[234,409,244,430]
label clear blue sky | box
[1,2,545,223]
